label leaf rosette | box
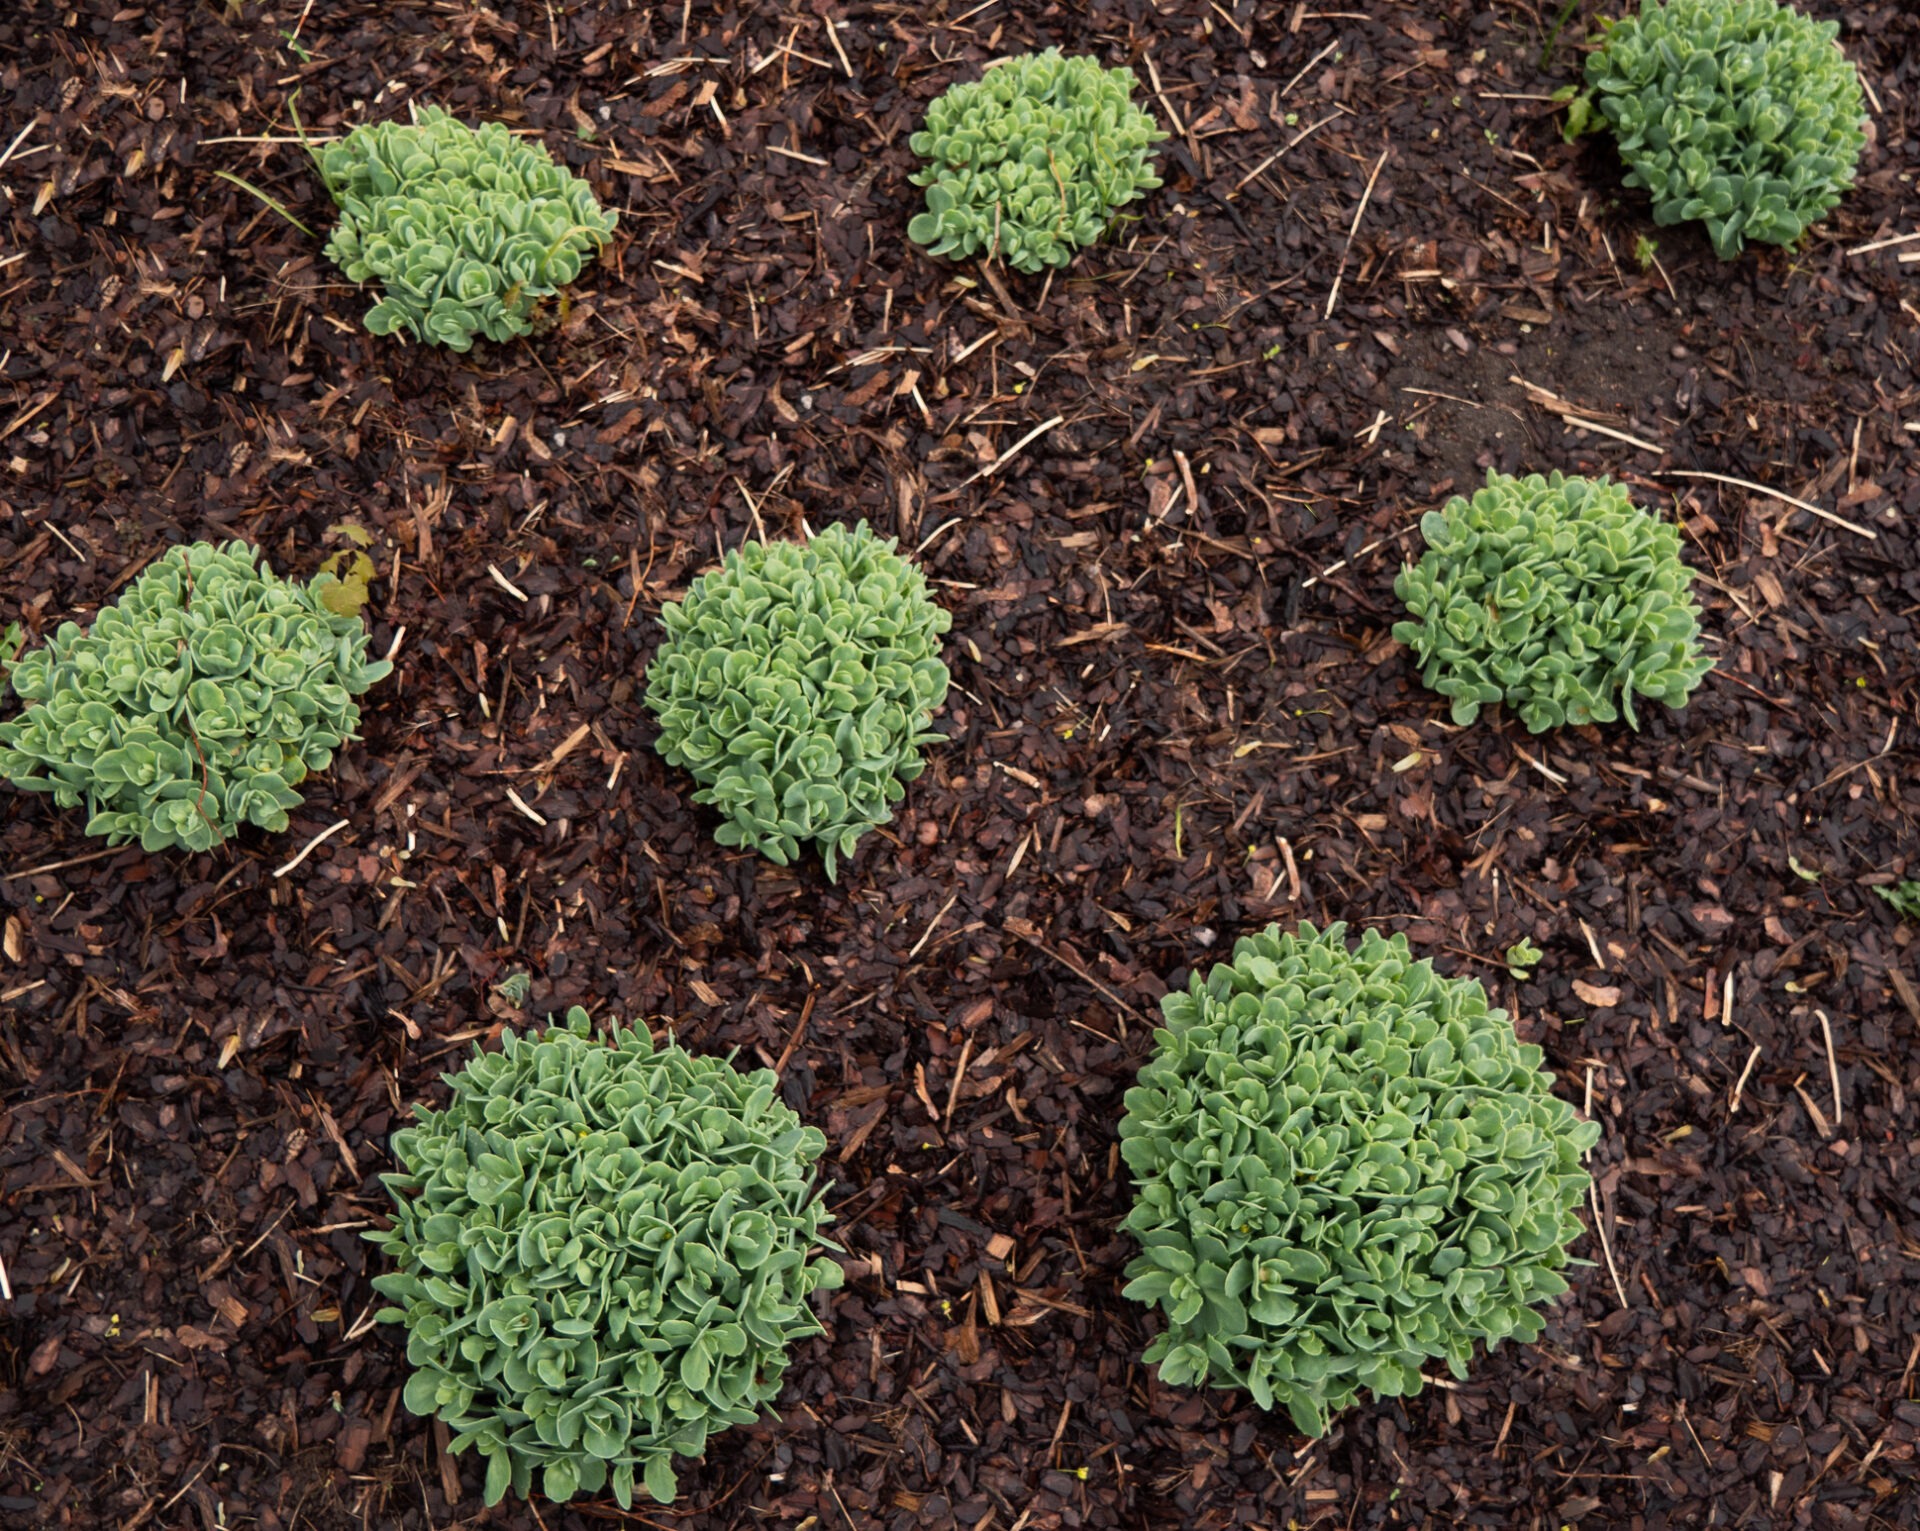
[316,105,616,349]
[644,520,951,880]
[1582,0,1866,258]
[0,540,390,853]
[1392,470,1710,733]
[369,1010,845,1507]
[908,49,1167,273]
[1120,923,1598,1437]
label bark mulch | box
[2,1,1918,1528]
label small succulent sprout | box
[1119,923,1598,1437]
[1581,0,1867,259]
[1392,470,1711,734]
[644,521,952,880]
[369,1010,845,1508]
[315,105,617,349]
[908,48,1167,274]
[0,541,391,853]
[1505,937,1544,980]
[1877,882,1920,920]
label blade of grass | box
[1541,0,1581,68]
[212,169,316,238]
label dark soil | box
[2,1,1919,1528]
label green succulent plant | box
[315,104,617,349]
[1578,0,1866,259]
[0,541,390,853]
[1392,470,1711,734]
[1119,923,1598,1437]
[369,1009,844,1508]
[908,48,1167,274]
[644,521,951,880]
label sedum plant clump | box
[645,520,951,880]
[1392,470,1711,734]
[315,104,617,349]
[1578,0,1867,259]
[908,48,1166,274]
[369,1010,844,1508]
[1119,923,1598,1437]
[0,541,390,853]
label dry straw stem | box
[1590,1180,1630,1309]
[1325,147,1389,319]
[1844,230,1920,257]
[272,818,350,878]
[1657,469,1876,540]
[1729,1043,1762,1115]
[941,415,1064,497]
[1229,109,1345,197]
[1509,375,1665,455]
[1816,1009,1841,1125]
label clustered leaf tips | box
[370,1010,844,1508]
[1582,0,1867,259]
[909,48,1167,273]
[1119,923,1598,1437]
[317,104,617,349]
[1393,470,1711,734]
[0,540,390,853]
[645,521,952,880]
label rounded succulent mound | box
[1392,470,1710,733]
[1120,923,1598,1438]
[644,520,951,880]
[0,540,390,853]
[1583,0,1866,259]
[317,104,617,349]
[369,1010,844,1508]
[908,48,1166,274]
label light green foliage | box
[0,541,390,853]
[1877,882,1920,920]
[369,1010,844,1508]
[1582,0,1865,259]
[1393,471,1711,734]
[908,49,1166,273]
[1505,938,1543,980]
[316,105,617,349]
[1119,924,1597,1437]
[645,521,951,880]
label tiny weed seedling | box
[1505,938,1544,980]
[1877,883,1920,920]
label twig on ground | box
[1326,146,1389,319]
[273,818,350,877]
[1658,469,1876,540]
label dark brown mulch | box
[2,1,1918,1527]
